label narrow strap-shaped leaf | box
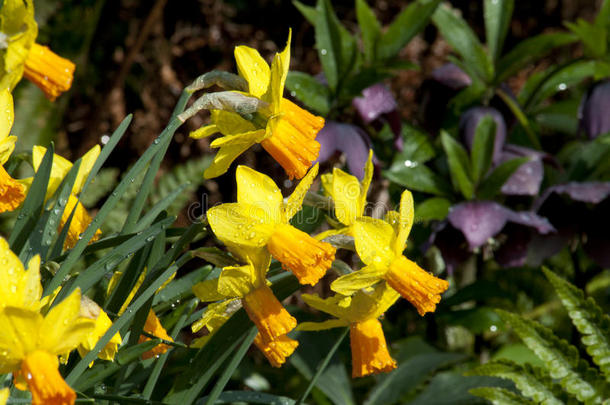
[543,268,610,381]
[45,100,185,295]
[142,299,198,399]
[466,359,569,404]
[497,309,607,402]
[67,252,193,385]
[477,157,528,199]
[470,115,496,184]
[295,327,349,405]
[121,92,190,233]
[9,144,54,253]
[52,216,175,304]
[203,327,258,405]
[469,387,536,405]
[355,0,381,63]
[196,391,296,405]
[134,183,190,233]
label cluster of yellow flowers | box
[186,34,450,378]
[0,1,450,401]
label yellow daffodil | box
[299,282,400,378]
[192,246,297,346]
[31,145,102,249]
[0,237,95,404]
[77,296,122,364]
[331,191,449,316]
[317,150,373,239]
[0,0,75,100]
[0,90,25,212]
[207,164,335,285]
[138,310,174,360]
[190,298,297,367]
[191,31,325,179]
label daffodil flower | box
[0,0,75,100]
[317,150,373,240]
[190,298,297,367]
[192,247,297,347]
[298,282,400,378]
[0,90,25,212]
[190,31,325,179]
[138,309,174,360]
[31,145,101,249]
[207,164,335,285]
[77,296,122,364]
[331,191,449,316]
[0,388,8,405]
[0,238,95,405]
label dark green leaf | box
[496,32,577,83]
[477,157,528,199]
[565,19,607,58]
[356,0,381,62]
[408,372,510,405]
[414,197,451,221]
[484,0,514,62]
[443,307,503,334]
[378,0,442,61]
[470,115,496,184]
[432,4,493,83]
[9,144,53,254]
[384,164,453,196]
[196,391,296,405]
[286,71,331,115]
[365,352,466,405]
[441,131,474,199]
[397,124,436,163]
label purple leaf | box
[504,209,555,234]
[579,80,610,139]
[424,221,470,274]
[352,83,397,124]
[314,121,372,179]
[431,63,472,90]
[448,201,509,249]
[499,145,544,196]
[459,107,507,164]
[535,182,610,210]
[495,225,530,268]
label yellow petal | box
[206,203,274,247]
[20,255,42,308]
[234,46,270,98]
[352,218,395,266]
[358,150,374,214]
[212,110,257,135]
[203,141,256,179]
[345,283,399,323]
[284,163,318,221]
[0,90,14,142]
[191,300,234,333]
[394,190,414,255]
[321,172,333,198]
[32,146,69,199]
[350,318,396,378]
[218,265,255,298]
[330,264,386,296]
[190,124,218,139]
[192,279,225,302]
[0,237,27,308]
[0,165,25,213]
[265,30,291,111]
[300,293,346,319]
[0,135,16,165]
[235,165,282,222]
[139,310,173,360]
[0,307,42,368]
[210,129,266,148]
[332,168,360,226]
[41,288,95,355]
[297,319,349,331]
[73,145,101,195]
[0,387,8,405]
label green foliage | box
[470,269,610,404]
[441,131,473,199]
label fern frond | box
[496,309,608,403]
[469,387,536,405]
[543,267,610,381]
[467,359,573,405]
